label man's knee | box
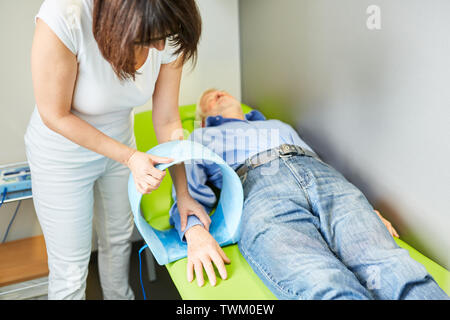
[301,271,372,300]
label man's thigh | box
[239,164,372,300]
[295,156,435,298]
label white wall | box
[136,0,241,112]
[240,0,449,268]
[0,0,241,243]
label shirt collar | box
[205,110,266,127]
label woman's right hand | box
[127,150,174,194]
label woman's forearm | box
[43,112,136,166]
[153,116,190,197]
[168,164,190,198]
[151,58,189,197]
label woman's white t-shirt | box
[26,0,179,158]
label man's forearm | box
[168,164,190,197]
[170,205,204,242]
[184,224,206,243]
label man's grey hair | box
[195,88,218,125]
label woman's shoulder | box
[36,0,92,56]
[38,0,87,18]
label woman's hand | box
[177,194,212,232]
[185,225,231,287]
[374,210,399,238]
[127,150,173,194]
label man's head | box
[196,89,245,127]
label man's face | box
[199,90,240,117]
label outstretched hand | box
[185,225,231,287]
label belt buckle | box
[279,144,296,156]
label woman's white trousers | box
[24,109,136,300]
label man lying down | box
[168,89,448,300]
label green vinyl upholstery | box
[133,105,449,299]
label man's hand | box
[177,194,212,232]
[374,210,399,238]
[185,225,231,287]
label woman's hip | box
[24,109,136,169]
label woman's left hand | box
[177,194,212,232]
[374,210,399,238]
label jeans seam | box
[239,243,302,299]
[281,157,313,209]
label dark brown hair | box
[92,0,202,81]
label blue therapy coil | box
[128,140,244,265]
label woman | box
[25,0,211,300]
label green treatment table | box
[134,105,449,300]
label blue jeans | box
[238,154,448,300]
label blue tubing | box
[138,244,149,300]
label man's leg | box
[239,158,374,300]
[296,156,448,300]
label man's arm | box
[168,131,230,287]
[185,225,230,287]
[169,159,231,287]
[169,159,216,241]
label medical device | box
[129,140,244,266]
[130,140,244,299]
[0,162,32,203]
